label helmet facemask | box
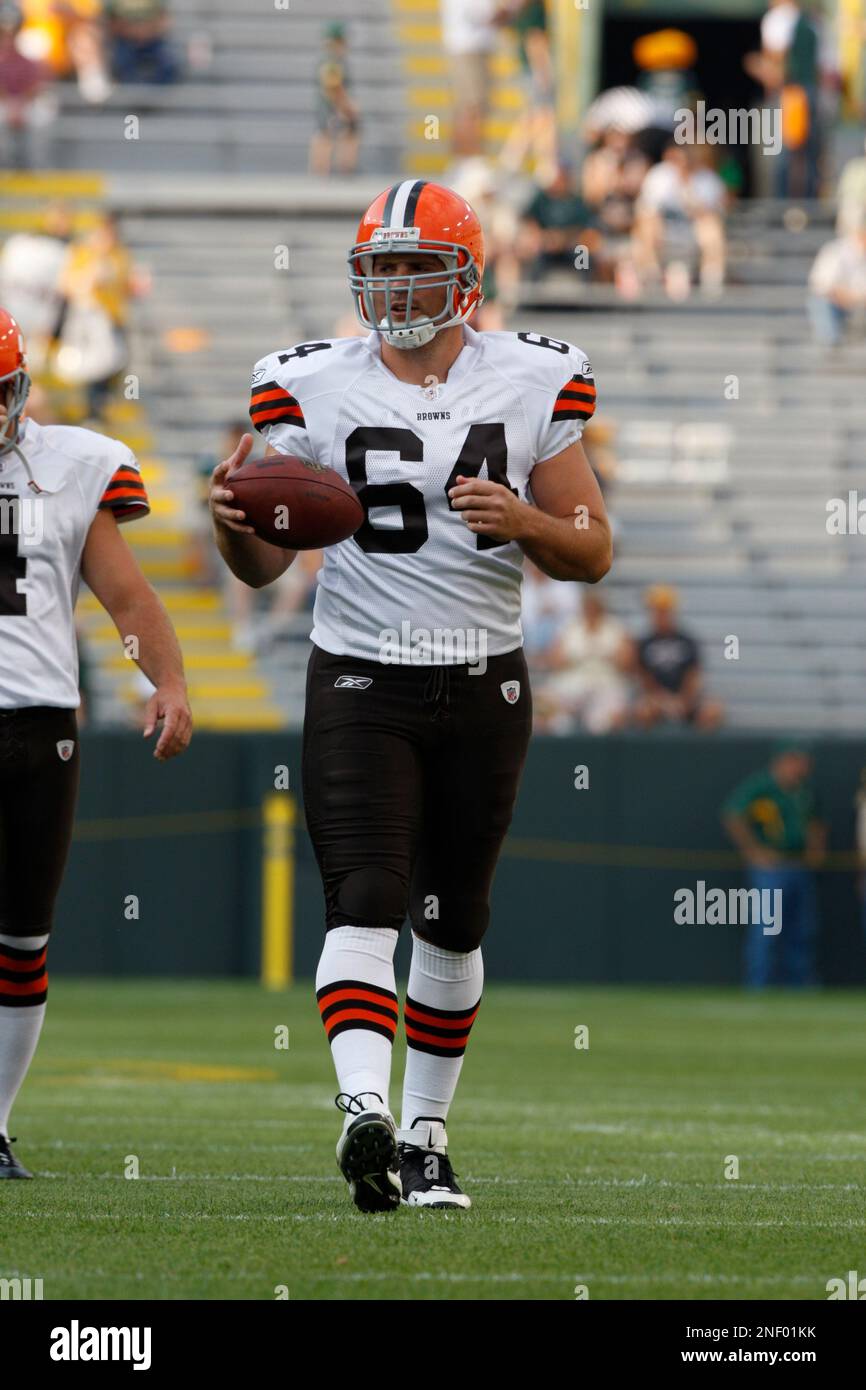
[0,366,29,456]
[348,236,482,350]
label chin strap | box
[379,318,438,350]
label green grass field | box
[2,980,865,1301]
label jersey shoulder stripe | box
[552,374,597,422]
[249,381,306,432]
[99,462,150,521]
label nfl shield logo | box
[500,680,520,704]
[56,740,74,761]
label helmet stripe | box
[401,179,427,227]
[384,179,426,229]
[381,181,403,227]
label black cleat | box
[335,1092,401,1213]
[398,1117,470,1209]
[0,1135,32,1179]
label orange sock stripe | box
[0,973,48,996]
[0,948,47,972]
[403,1001,479,1030]
[324,1006,398,1037]
[404,1023,470,1050]
[318,986,399,1016]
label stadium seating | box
[46,0,408,175]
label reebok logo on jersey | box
[56,740,75,761]
[334,676,373,689]
[500,680,520,704]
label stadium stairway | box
[74,395,285,731]
[0,171,284,729]
[392,0,527,175]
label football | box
[229,454,364,550]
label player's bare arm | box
[80,511,192,760]
[210,431,296,589]
[448,439,612,582]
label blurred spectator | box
[451,158,519,327]
[310,21,359,176]
[536,591,632,734]
[581,128,648,223]
[496,0,556,182]
[630,583,723,729]
[258,548,322,654]
[807,221,866,346]
[56,211,142,419]
[778,2,820,198]
[0,1,54,168]
[440,0,497,161]
[581,415,618,501]
[105,0,179,85]
[580,128,649,293]
[580,415,620,541]
[0,199,72,358]
[722,742,825,988]
[836,135,866,235]
[517,158,603,282]
[18,0,109,104]
[583,84,674,157]
[632,27,699,119]
[632,140,728,298]
[745,0,820,199]
[521,558,580,673]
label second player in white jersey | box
[0,417,148,708]
[248,325,597,663]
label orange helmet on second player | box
[0,308,30,455]
[348,179,485,350]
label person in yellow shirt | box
[57,212,142,419]
[18,0,110,103]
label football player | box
[211,181,611,1211]
[0,308,192,1178]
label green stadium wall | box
[51,731,866,986]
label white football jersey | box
[249,324,596,664]
[0,417,149,708]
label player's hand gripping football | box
[448,474,526,542]
[210,432,255,535]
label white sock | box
[401,931,483,1131]
[0,932,50,1140]
[315,926,399,1116]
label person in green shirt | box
[722,742,825,987]
[518,159,602,281]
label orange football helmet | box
[0,308,30,455]
[348,180,485,349]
